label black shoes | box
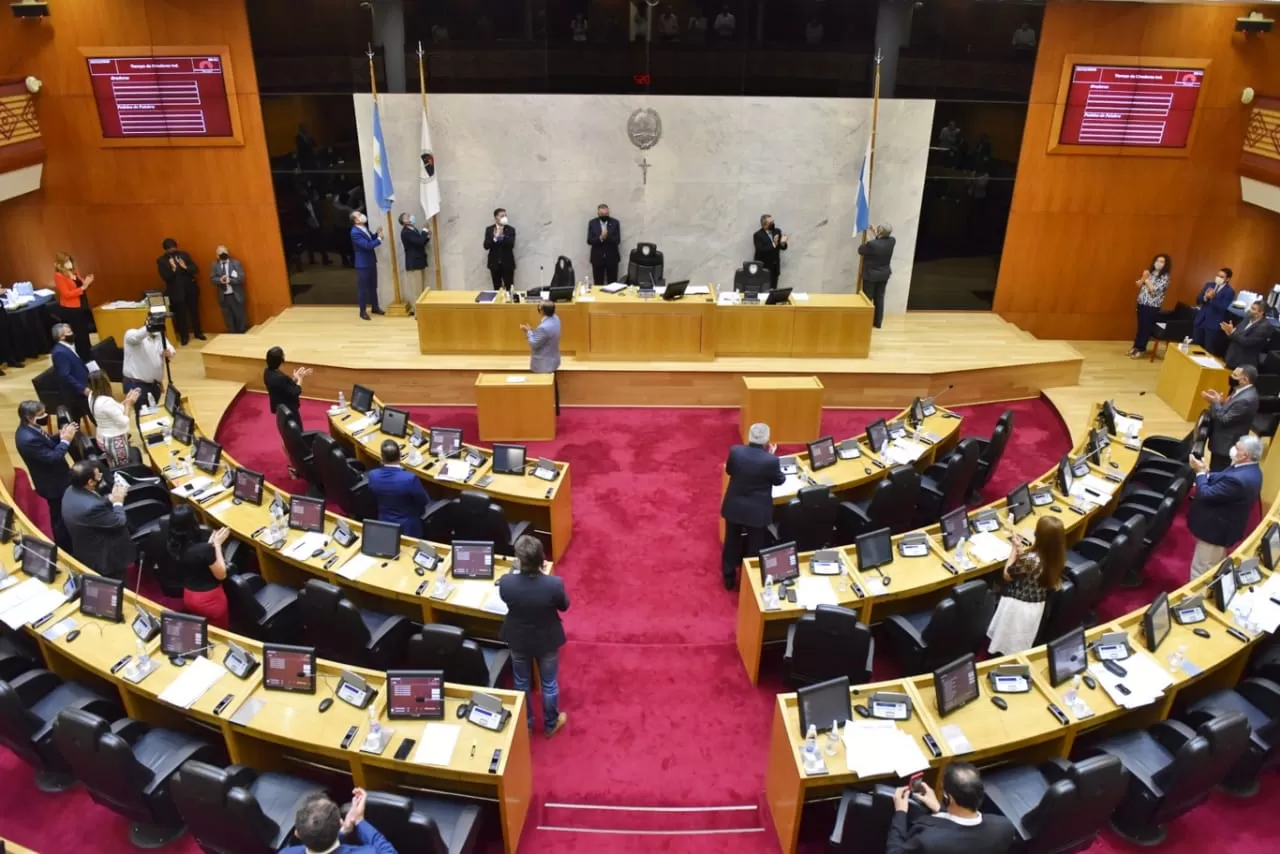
[359,312,371,321]
[371,308,385,316]
[194,333,207,341]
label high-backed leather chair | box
[357,790,484,854]
[772,485,840,552]
[0,636,37,683]
[0,669,119,792]
[1083,713,1250,845]
[226,572,303,643]
[298,579,413,669]
[90,336,125,382]
[1098,493,1178,565]
[883,580,993,675]
[968,409,1013,501]
[733,261,772,293]
[842,464,921,536]
[828,784,929,854]
[312,433,377,518]
[626,242,664,288]
[1071,514,1147,590]
[439,491,532,557]
[1183,678,1280,797]
[52,708,215,847]
[782,604,874,687]
[1036,560,1102,645]
[276,405,320,488]
[170,759,324,854]
[919,438,980,521]
[30,365,66,413]
[407,625,511,689]
[981,755,1129,854]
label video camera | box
[143,291,171,334]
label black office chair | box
[1148,302,1195,361]
[407,624,511,689]
[312,433,378,518]
[357,790,484,854]
[919,438,980,521]
[0,636,37,683]
[30,365,67,413]
[1066,516,1145,593]
[298,579,414,669]
[226,572,303,644]
[438,490,532,557]
[1182,678,1280,797]
[90,336,125,382]
[1082,712,1250,845]
[772,485,841,552]
[968,409,1013,502]
[981,755,1129,854]
[626,242,664,288]
[782,604,874,687]
[1096,493,1178,565]
[1036,560,1102,644]
[1253,394,1280,440]
[883,580,993,675]
[841,464,921,536]
[548,255,575,289]
[170,759,324,854]
[829,784,929,854]
[0,669,119,792]
[732,261,772,293]
[277,406,320,488]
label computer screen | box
[758,541,800,584]
[1087,427,1110,465]
[1144,592,1172,652]
[1047,626,1088,686]
[386,670,446,720]
[164,384,182,416]
[362,519,402,558]
[940,507,970,550]
[855,527,893,572]
[429,427,463,457]
[171,412,195,446]
[797,675,851,734]
[1006,483,1032,524]
[380,407,409,438]
[192,437,223,473]
[865,419,889,454]
[350,384,374,413]
[0,502,13,543]
[1057,456,1074,496]
[1099,400,1118,435]
[262,644,317,693]
[20,538,58,583]
[79,575,124,623]
[1262,523,1280,570]
[288,497,326,533]
[934,654,979,717]
[233,468,265,505]
[1212,562,1237,611]
[492,443,527,475]
[160,611,208,658]
[451,540,495,579]
[807,436,837,472]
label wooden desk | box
[740,377,824,444]
[91,304,175,348]
[715,295,873,358]
[415,291,585,356]
[1155,346,1229,422]
[0,839,39,854]
[475,373,556,441]
[580,290,715,360]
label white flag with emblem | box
[419,108,440,219]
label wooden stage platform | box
[200,307,1083,408]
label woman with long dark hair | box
[87,371,138,468]
[986,515,1066,655]
[1130,253,1171,358]
[166,504,232,629]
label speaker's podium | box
[475,373,557,441]
[1155,346,1230,421]
[740,376,823,444]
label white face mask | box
[1215,277,1225,285]
[1229,447,1239,464]
[408,216,416,225]
[64,261,73,270]
[499,216,508,226]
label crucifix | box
[638,156,651,186]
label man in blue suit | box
[720,422,785,590]
[281,788,396,854]
[349,211,384,321]
[14,400,78,549]
[50,322,90,423]
[1188,434,1263,580]
[1192,267,1235,355]
[367,440,430,538]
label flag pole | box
[369,45,409,317]
[856,50,882,298]
[419,42,443,292]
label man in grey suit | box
[521,300,562,415]
[1222,299,1272,369]
[61,460,132,580]
[210,245,248,333]
[1201,364,1260,471]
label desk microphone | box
[168,641,218,667]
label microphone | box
[168,641,218,666]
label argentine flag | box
[853,134,872,236]
[371,102,395,213]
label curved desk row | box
[764,465,1277,854]
[326,397,573,560]
[0,487,532,854]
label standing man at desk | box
[50,322,90,425]
[15,400,77,549]
[157,238,204,344]
[499,534,569,738]
[62,460,132,580]
[350,211,384,321]
[368,440,431,538]
[522,301,562,415]
[484,208,516,291]
[720,422,784,590]
[857,223,896,330]
[122,319,175,414]
[587,203,621,285]
[282,788,396,854]
[399,213,430,302]
[752,214,788,288]
[1192,267,1234,354]
[1188,435,1263,580]
[1222,299,1272,369]
[1201,365,1259,471]
[889,763,1014,853]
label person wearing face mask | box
[52,252,95,360]
[156,238,204,344]
[349,210,385,320]
[1192,267,1235,355]
[1129,253,1171,358]
[61,459,133,581]
[209,245,247,333]
[1201,364,1259,471]
[587,203,622,286]
[1187,435,1263,581]
[50,321,91,425]
[484,208,517,291]
[14,400,78,550]
[399,212,430,302]
[1222,299,1273,369]
[752,214,789,289]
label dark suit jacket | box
[1193,281,1234,333]
[61,486,132,579]
[483,225,516,271]
[886,812,1015,854]
[401,225,430,270]
[280,821,396,854]
[720,444,784,528]
[15,424,71,500]
[51,342,89,397]
[264,367,301,416]
[367,465,430,538]
[753,228,787,271]
[1189,463,1262,546]
[156,251,199,296]
[586,216,621,265]
[857,236,896,283]
[498,571,569,657]
[1208,385,1259,456]
[1225,317,1273,369]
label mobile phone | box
[394,737,416,761]
[908,772,925,794]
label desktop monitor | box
[362,519,402,559]
[1261,523,1280,571]
[160,611,208,659]
[262,644,317,693]
[933,653,980,717]
[350,384,374,413]
[1087,427,1110,466]
[1047,626,1088,687]
[429,427,463,458]
[164,384,182,416]
[765,287,792,305]
[192,437,223,473]
[0,502,13,543]
[1211,562,1238,612]
[233,468,265,505]
[20,538,58,583]
[1006,483,1033,524]
[79,575,124,623]
[1056,455,1074,496]
[385,670,446,720]
[909,397,928,427]
[865,419,889,454]
[662,279,690,301]
[940,507,970,551]
[288,496,326,533]
[855,527,893,572]
[1143,592,1172,653]
[1098,401,1118,436]
[451,540,495,579]
[171,412,195,446]
[380,407,409,438]
[492,443,527,475]
[758,541,800,585]
[807,436,837,472]
[797,675,851,734]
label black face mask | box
[218,253,229,261]
[1229,377,1241,390]
[599,214,608,221]
[34,413,48,425]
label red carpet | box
[2,394,1275,853]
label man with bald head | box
[210,244,247,333]
[720,422,784,590]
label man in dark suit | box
[61,460,132,580]
[349,211,384,320]
[1223,299,1272,369]
[1191,267,1235,354]
[14,400,77,549]
[857,223,896,329]
[399,212,430,301]
[1188,435,1263,581]
[367,440,431,538]
[889,762,1015,854]
[720,422,784,590]
[498,535,569,737]
[1201,364,1259,471]
[156,238,204,344]
[483,207,516,291]
[281,789,395,854]
[752,214,789,288]
[50,322,90,423]
[586,203,621,285]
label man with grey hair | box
[857,222,896,329]
[50,321,91,423]
[1201,363,1259,471]
[720,422,784,590]
[1187,434,1263,580]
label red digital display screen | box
[1059,65,1203,148]
[86,55,233,138]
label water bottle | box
[953,539,968,569]
[269,503,285,543]
[1167,644,1187,673]
[803,724,820,764]
[146,393,157,411]
[337,390,346,410]
[763,574,776,607]
[825,720,841,756]
[1064,675,1080,710]
[368,706,383,744]
[1180,337,1191,353]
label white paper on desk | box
[1189,355,1222,369]
[968,532,1012,564]
[1075,475,1117,497]
[192,486,229,505]
[1114,415,1143,438]
[717,292,741,305]
[158,657,226,710]
[437,460,471,482]
[33,288,55,298]
[1,587,67,629]
[772,475,805,498]
[601,283,627,294]
[576,295,596,302]
[0,577,46,614]
[145,416,171,430]
[792,292,810,302]
[1088,660,1161,709]
[286,532,329,560]
[415,722,460,766]
[939,724,973,755]
[481,590,509,615]
[685,285,711,296]
[451,584,490,610]
[172,477,213,497]
[336,554,376,581]
[1232,588,1280,633]
[795,576,839,610]
[892,732,930,776]
[843,720,899,777]
[505,376,527,383]
[886,438,928,464]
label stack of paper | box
[414,722,460,766]
[158,657,227,709]
[1073,474,1117,497]
[795,576,839,610]
[0,579,67,630]
[842,720,930,777]
[939,724,973,754]
[336,554,377,581]
[451,584,490,610]
[1114,414,1143,438]
[286,532,329,561]
[481,590,509,615]
[792,292,810,302]
[885,438,929,465]
[173,477,213,497]
[772,475,805,498]
[1231,576,1280,632]
[968,532,1012,565]
[716,291,741,305]
[1088,653,1173,709]
[437,460,471,482]
[602,282,628,294]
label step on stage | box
[201,307,1083,408]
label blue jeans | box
[511,648,560,732]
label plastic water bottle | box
[953,539,968,569]
[1064,675,1081,709]
[337,390,346,410]
[269,503,286,543]
[1180,337,1191,353]
[146,393,157,411]
[803,724,820,764]
[368,706,383,744]
[763,574,776,607]
[825,721,841,756]
[1167,644,1187,673]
